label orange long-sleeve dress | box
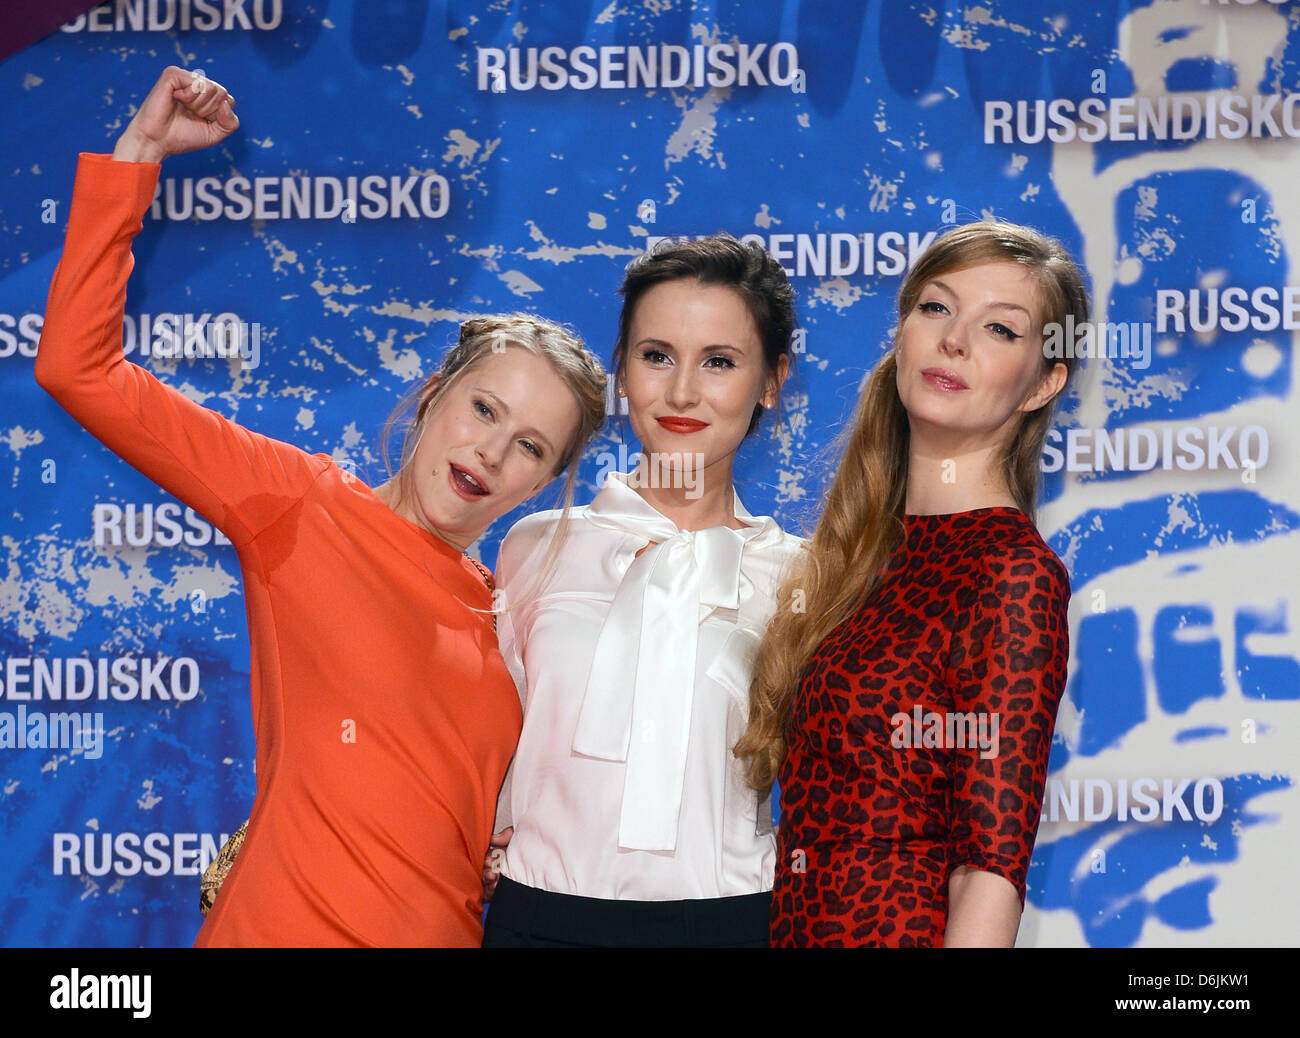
[35,153,522,947]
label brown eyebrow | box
[927,279,1035,320]
[472,387,555,455]
[633,337,745,354]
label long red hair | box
[734,221,1089,792]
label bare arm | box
[944,865,1022,947]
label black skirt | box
[482,875,771,948]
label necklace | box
[467,556,498,633]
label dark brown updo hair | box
[613,233,797,435]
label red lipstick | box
[656,416,708,434]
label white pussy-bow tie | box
[573,477,748,852]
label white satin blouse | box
[493,470,803,900]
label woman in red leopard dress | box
[736,222,1087,946]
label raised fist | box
[112,65,238,164]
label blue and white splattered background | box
[1,0,1296,947]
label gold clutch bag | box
[199,819,249,916]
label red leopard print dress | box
[770,508,1070,947]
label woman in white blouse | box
[482,235,803,947]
